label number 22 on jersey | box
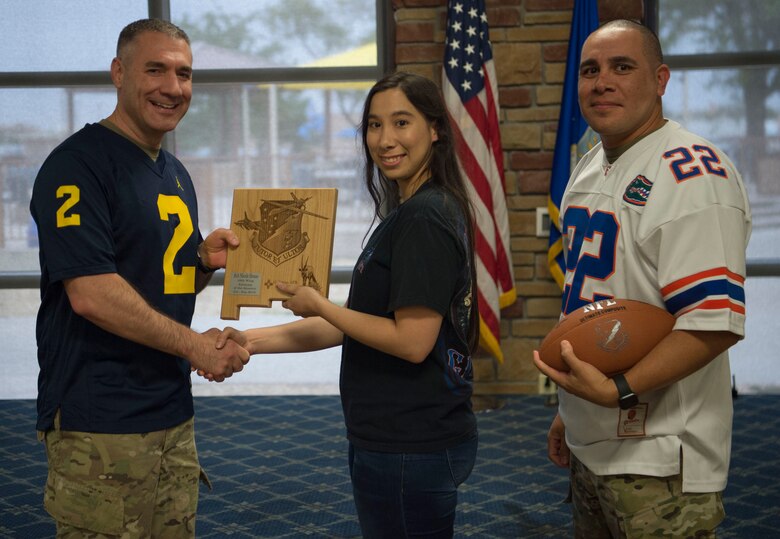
[561,144,728,314]
[55,186,196,294]
[561,207,619,315]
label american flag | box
[443,0,516,362]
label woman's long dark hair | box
[359,71,480,353]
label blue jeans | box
[348,433,478,539]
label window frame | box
[0,0,392,288]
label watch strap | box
[612,373,638,409]
[196,250,217,274]
[612,373,631,397]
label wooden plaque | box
[220,188,338,319]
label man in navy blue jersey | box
[30,19,249,537]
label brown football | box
[538,299,675,376]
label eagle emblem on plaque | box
[235,193,326,267]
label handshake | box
[190,327,249,383]
[186,281,328,382]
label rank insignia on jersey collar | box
[623,175,653,206]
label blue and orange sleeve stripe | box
[661,267,745,317]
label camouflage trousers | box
[570,455,725,539]
[39,414,205,538]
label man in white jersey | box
[534,19,751,538]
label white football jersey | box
[558,120,751,492]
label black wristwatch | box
[196,249,216,274]
[612,373,639,410]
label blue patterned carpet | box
[1,394,779,538]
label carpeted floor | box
[1,394,779,538]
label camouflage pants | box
[570,455,724,539]
[39,415,203,538]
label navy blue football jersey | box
[31,123,203,433]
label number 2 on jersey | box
[561,207,619,314]
[53,188,195,294]
[56,185,81,227]
[158,195,196,294]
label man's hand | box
[199,228,239,270]
[189,328,249,382]
[547,413,570,468]
[533,340,618,407]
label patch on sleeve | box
[622,175,654,206]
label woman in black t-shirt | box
[214,72,479,538]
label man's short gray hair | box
[116,18,190,58]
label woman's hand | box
[277,282,326,318]
[215,326,248,351]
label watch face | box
[619,394,639,410]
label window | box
[649,0,780,392]
[169,0,383,266]
[0,0,385,274]
[0,1,147,72]
[0,0,387,398]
